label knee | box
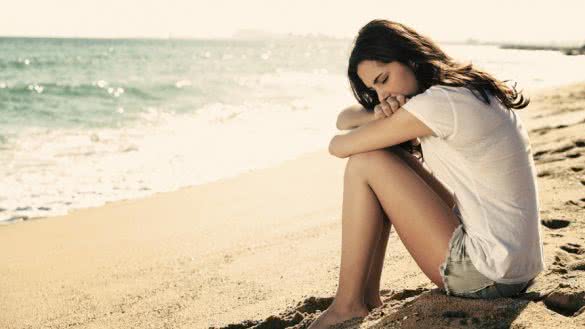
[347,150,380,167]
[345,149,398,176]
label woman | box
[307,20,545,329]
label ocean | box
[1,36,585,223]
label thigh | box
[348,149,461,289]
[387,146,456,210]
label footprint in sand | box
[565,199,585,208]
[570,166,583,172]
[550,144,576,154]
[538,151,581,163]
[550,250,572,274]
[543,290,585,317]
[533,152,565,164]
[293,296,333,314]
[541,218,571,229]
[533,139,585,162]
[533,149,549,159]
[551,138,585,153]
[542,243,585,317]
[560,242,585,255]
[549,243,585,275]
[212,296,333,329]
[530,124,569,136]
[568,259,585,271]
[387,287,429,301]
[565,139,585,159]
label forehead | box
[357,60,384,88]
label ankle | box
[330,299,369,315]
[364,289,381,300]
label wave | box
[0,52,127,70]
[0,81,197,100]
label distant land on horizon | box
[0,30,583,53]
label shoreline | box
[1,81,581,227]
[2,82,585,328]
[0,148,331,226]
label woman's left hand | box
[376,95,408,119]
[373,94,420,148]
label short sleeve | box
[401,86,457,140]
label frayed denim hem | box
[439,223,465,296]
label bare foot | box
[364,294,383,311]
[306,304,369,329]
[365,298,383,312]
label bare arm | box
[336,104,375,130]
[336,103,421,148]
[329,108,433,158]
[333,103,452,207]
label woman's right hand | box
[373,95,408,120]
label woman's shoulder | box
[425,84,475,96]
[410,85,471,102]
[423,85,493,106]
[410,85,474,106]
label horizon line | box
[0,34,582,47]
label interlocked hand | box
[373,95,408,120]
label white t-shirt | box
[402,85,546,284]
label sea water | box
[1,36,585,223]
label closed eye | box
[367,75,387,91]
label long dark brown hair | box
[347,19,529,160]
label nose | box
[376,89,389,103]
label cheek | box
[393,71,415,94]
[406,70,418,93]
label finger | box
[386,97,400,112]
[396,95,406,106]
[381,103,393,116]
[374,106,384,119]
[378,101,391,116]
[374,105,382,114]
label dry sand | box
[1,83,584,329]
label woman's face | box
[356,60,419,102]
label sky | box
[1,0,583,45]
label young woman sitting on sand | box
[307,19,545,329]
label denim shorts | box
[438,210,532,299]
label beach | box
[1,82,585,329]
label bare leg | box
[307,149,460,329]
[363,214,390,310]
[363,146,454,310]
[356,149,460,286]
[307,152,384,329]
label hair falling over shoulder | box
[347,19,530,161]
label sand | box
[1,83,584,329]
